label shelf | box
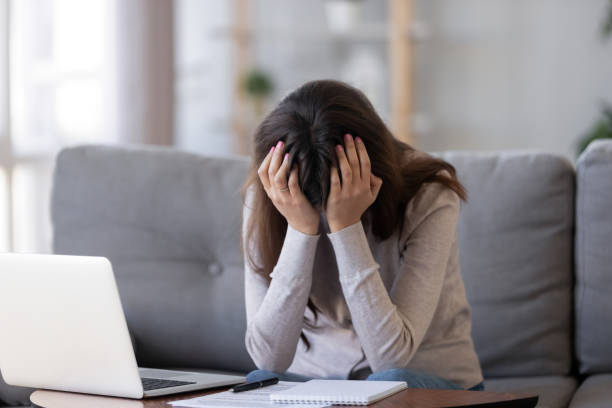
[211,22,429,42]
[229,0,417,146]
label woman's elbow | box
[244,330,292,373]
[371,329,418,371]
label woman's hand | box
[258,140,320,235]
[326,134,383,233]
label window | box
[1,0,114,252]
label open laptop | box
[0,253,246,398]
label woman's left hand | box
[326,133,383,233]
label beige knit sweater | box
[242,179,483,389]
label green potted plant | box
[243,68,274,119]
[577,0,612,155]
[577,104,612,155]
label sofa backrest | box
[52,145,576,379]
[437,151,575,378]
[52,145,256,373]
[575,140,612,375]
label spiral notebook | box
[269,379,407,406]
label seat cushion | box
[575,140,612,375]
[51,145,255,373]
[437,151,575,378]
[569,374,612,408]
[485,376,578,408]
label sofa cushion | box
[485,376,577,408]
[437,152,575,378]
[575,140,612,375]
[569,374,612,408]
[51,145,255,373]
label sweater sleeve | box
[327,182,460,372]
[242,191,320,372]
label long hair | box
[241,79,465,346]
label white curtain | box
[111,0,175,146]
[3,0,176,253]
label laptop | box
[0,253,246,398]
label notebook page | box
[169,381,327,408]
[269,380,407,405]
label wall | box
[414,0,612,160]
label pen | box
[231,377,279,393]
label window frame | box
[1,0,13,251]
[1,0,55,252]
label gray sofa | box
[1,140,611,407]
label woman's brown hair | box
[241,80,465,345]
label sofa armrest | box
[575,140,612,375]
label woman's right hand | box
[258,140,320,235]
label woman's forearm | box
[244,225,320,372]
[327,221,414,371]
[327,216,452,372]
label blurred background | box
[1,0,612,254]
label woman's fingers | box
[257,145,275,191]
[329,166,341,198]
[273,153,291,193]
[355,137,371,182]
[288,165,302,199]
[267,140,285,178]
[335,144,352,185]
[344,134,361,179]
[370,174,383,197]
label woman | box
[241,80,484,391]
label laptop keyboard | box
[141,377,196,391]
